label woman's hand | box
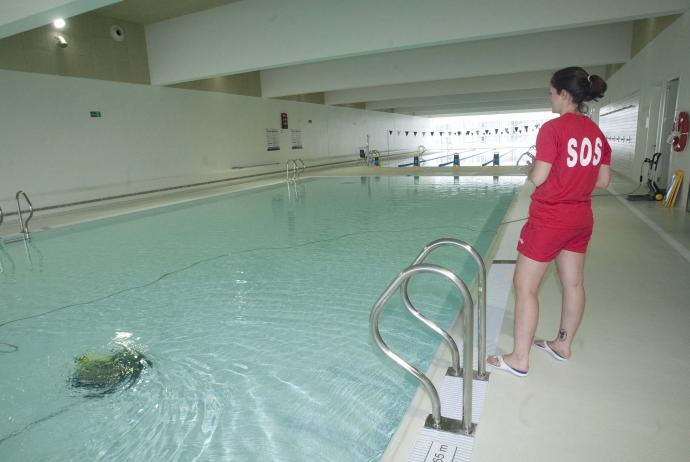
[521,158,534,174]
[529,160,553,187]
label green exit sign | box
[90,111,102,118]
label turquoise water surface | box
[0,176,519,461]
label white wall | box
[0,69,438,212]
[602,10,690,210]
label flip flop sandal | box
[487,355,528,377]
[534,340,568,362]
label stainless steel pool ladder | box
[418,145,427,155]
[296,158,306,176]
[286,160,298,181]
[403,238,490,381]
[15,191,34,236]
[516,145,536,166]
[0,206,3,230]
[370,263,476,436]
[286,159,306,181]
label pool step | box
[409,428,474,462]
[439,376,488,424]
[407,261,515,462]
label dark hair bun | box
[585,75,607,102]
[551,67,608,113]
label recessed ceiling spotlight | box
[54,18,66,29]
[56,35,68,48]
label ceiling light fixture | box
[54,18,66,29]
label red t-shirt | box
[529,112,611,229]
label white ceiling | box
[95,0,242,25]
[140,0,688,115]
[3,0,689,116]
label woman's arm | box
[595,164,611,189]
[529,160,552,187]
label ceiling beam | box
[325,67,607,106]
[145,0,690,85]
[395,99,551,117]
[260,24,631,97]
[367,89,548,111]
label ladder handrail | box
[516,145,536,166]
[370,263,475,435]
[15,191,33,236]
[296,158,306,175]
[285,159,297,181]
[404,238,489,379]
[400,286,461,377]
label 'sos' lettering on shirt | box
[566,137,603,167]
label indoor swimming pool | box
[0,176,520,461]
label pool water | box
[0,176,520,461]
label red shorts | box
[517,221,592,262]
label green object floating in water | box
[71,346,151,397]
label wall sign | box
[291,129,303,150]
[266,128,280,151]
[281,112,288,129]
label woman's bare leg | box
[488,253,549,371]
[540,249,586,359]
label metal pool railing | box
[370,239,490,437]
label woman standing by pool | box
[488,66,611,376]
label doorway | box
[656,78,679,191]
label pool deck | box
[2,166,689,461]
[471,176,690,462]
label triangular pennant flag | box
[439,131,444,136]
[430,131,434,136]
[422,132,426,136]
[405,131,409,136]
[397,131,401,135]
[414,131,418,136]
[389,130,393,135]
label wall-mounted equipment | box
[56,35,68,48]
[669,111,688,152]
[111,25,125,42]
